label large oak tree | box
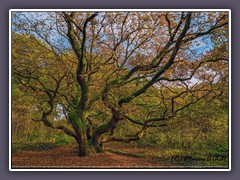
[12,11,229,156]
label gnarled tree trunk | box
[69,109,88,156]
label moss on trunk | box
[69,109,88,156]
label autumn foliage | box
[11,10,229,164]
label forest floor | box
[11,143,170,169]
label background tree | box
[12,11,229,156]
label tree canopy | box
[11,11,229,156]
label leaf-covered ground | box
[11,144,168,169]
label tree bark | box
[78,137,87,156]
[91,116,120,152]
[92,134,103,152]
[69,109,88,156]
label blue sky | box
[12,11,218,58]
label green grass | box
[12,142,60,153]
[12,131,74,153]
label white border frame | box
[9,9,231,171]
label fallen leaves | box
[12,145,166,168]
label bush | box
[54,133,73,145]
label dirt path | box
[12,146,167,169]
